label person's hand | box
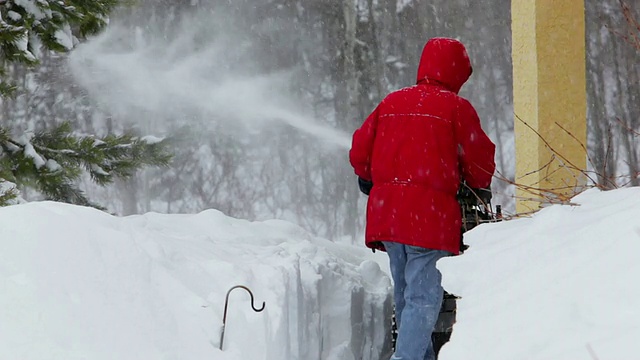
[358,177,373,195]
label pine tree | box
[0,0,172,207]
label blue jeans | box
[383,242,450,360]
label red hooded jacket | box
[349,38,496,254]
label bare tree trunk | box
[336,0,360,238]
[118,177,139,215]
[587,4,617,187]
[610,18,637,186]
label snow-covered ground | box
[1,187,639,360]
[439,187,640,360]
[0,202,392,360]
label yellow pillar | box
[512,0,587,214]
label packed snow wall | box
[0,202,393,360]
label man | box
[349,38,496,360]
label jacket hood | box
[416,38,473,94]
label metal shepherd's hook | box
[219,285,266,351]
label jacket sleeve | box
[454,98,496,189]
[349,105,380,181]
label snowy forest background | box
[2,0,639,241]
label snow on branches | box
[0,0,119,63]
[0,1,175,208]
[0,123,172,207]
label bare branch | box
[515,114,599,185]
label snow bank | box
[439,187,640,360]
[0,202,392,360]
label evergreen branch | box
[0,0,124,67]
[0,123,173,208]
[0,67,17,96]
[0,178,19,206]
[0,0,169,210]
[0,80,17,96]
[0,187,18,205]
